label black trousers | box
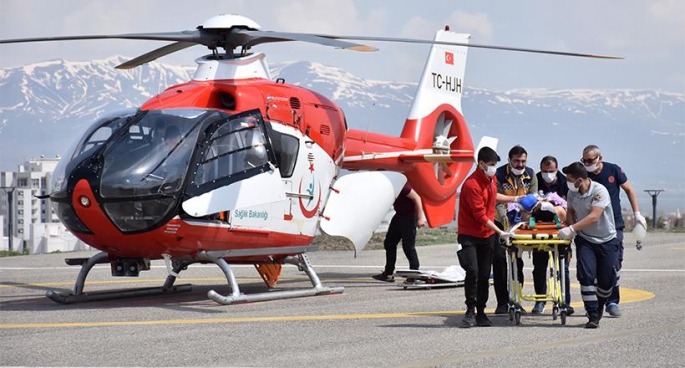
[383,214,419,274]
[457,233,495,312]
[493,242,524,307]
[532,249,572,305]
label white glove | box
[558,226,576,240]
[634,211,647,229]
[499,231,513,244]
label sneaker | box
[566,306,575,316]
[372,272,395,282]
[494,305,508,314]
[606,303,622,317]
[461,309,475,328]
[476,313,492,327]
[585,319,600,329]
[532,302,546,314]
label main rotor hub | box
[200,14,261,30]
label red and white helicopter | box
[0,14,618,305]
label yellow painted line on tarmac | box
[0,286,654,330]
[669,247,685,250]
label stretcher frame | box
[502,222,572,325]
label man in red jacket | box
[457,146,520,328]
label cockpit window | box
[50,109,137,197]
[99,109,227,198]
[189,109,277,194]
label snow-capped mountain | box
[1,57,683,211]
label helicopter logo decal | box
[298,161,321,219]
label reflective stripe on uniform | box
[597,286,613,298]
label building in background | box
[1,156,88,253]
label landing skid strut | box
[205,252,345,304]
[46,252,192,304]
[46,251,343,305]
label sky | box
[0,0,683,92]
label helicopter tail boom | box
[342,30,475,227]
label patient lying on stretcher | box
[506,193,567,227]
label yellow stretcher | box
[501,222,572,325]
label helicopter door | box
[182,110,286,217]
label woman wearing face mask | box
[457,147,521,328]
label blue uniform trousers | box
[607,230,623,306]
[575,235,620,321]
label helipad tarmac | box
[1,232,684,367]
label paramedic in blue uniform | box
[531,155,574,315]
[372,183,425,282]
[493,145,538,314]
[559,162,619,329]
[582,145,646,317]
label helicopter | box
[0,14,619,305]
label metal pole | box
[644,189,665,229]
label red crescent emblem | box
[298,180,321,218]
[608,175,615,183]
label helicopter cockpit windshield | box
[100,109,222,198]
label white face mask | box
[510,164,525,176]
[542,171,557,184]
[567,180,580,192]
[584,163,598,172]
[482,164,497,177]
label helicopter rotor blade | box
[313,34,623,59]
[239,30,377,52]
[0,30,206,45]
[116,41,196,69]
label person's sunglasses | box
[581,156,599,165]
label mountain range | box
[1,56,683,212]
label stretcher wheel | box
[515,311,521,325]
[552,306,559,321]
[508,308,514,321]
[560,311,567,325]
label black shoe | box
[494,305,508,314]
[476,313,492,327]
[585,319,600,329]
[566,306,575,316]
[372,272,395,282]
[461,309,475,328]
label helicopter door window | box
[189,110,277,194]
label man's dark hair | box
[540,155,558,168]
[562,162,588,180]
[478,146,500,163]
[508,145,527,159]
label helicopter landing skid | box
[46,251,192,304]
[204,253,344,305]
